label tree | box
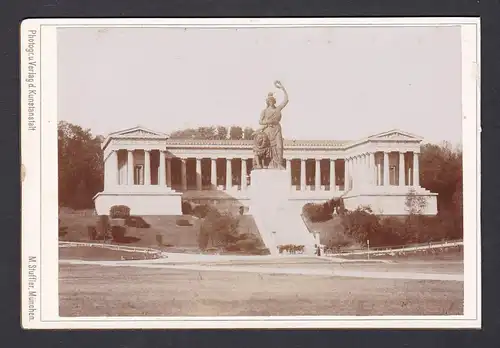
[229,126,244,140]
[243,127,255,140]
[199,209,240,248]
[169,126,253,140]
[405,188,428,215]
[58,121,104,209]
[198,126,217,139]
[420,143,462,212]
[170,128,203,139]
[215,126,228,140]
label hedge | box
[302,203,331,222]
[109,205,130,219]
[181,201,193,215]
[340,206,463,247]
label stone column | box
[349,157,354,189]
[413,152,420,187]
[181,158,187,191]
[127,150,134,185]
[166,157,172,187]
[359,155,364,188]
[345,157,349,190]
[377,161,382,186]
[330,159,336,191]
[368,152,375,186]
[344,158,349,191]
[361,153,369,187]
[361,155,365,188]
[365,154,370,187]
[399,152,405,186]
[360,154,365,187]
[211,158,217,187]
[286,158,292,188]
[159,151,166,186]
[226,158,232,190]
[366,154,371,186]
[315,159,321,190]
[241,158,248,190]
[196,158,202,190]
[300,159,306,191]
[113,150,119,187]
[144,150,151,185]
[352,155,359,188]
[383,152,390,186]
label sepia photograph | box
[20,18,480,329]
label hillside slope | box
[303,215,359,249]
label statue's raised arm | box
[274,80,289,111]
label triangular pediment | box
[109,126,167,139]
[102,126,168,150]
[368,129,423,141]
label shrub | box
[199,210,240,247]
[182,201,193,215]
[125,216,150,228]
[111,226,126,241]
[376,216,407,246]
[277,244,305,254]
[251,248,271,255]
[87,225,97,240]
[176,218,193,227]
[302,203,331,222]
[197,228,210,250]
[59,219,68,238]
[405,188,428,215]
[225,243,241,252]
[323,231,352,250]
[192,204,211,219]
[235,239,259,251]
[95,215,110,239]
[195,206,265,254]
[341,206,380,246]
[109,205,130,219]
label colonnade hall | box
[94,126,437,216]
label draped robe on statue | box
[260,107,284,169]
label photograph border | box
[20,17,480,329]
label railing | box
[325,239,463,257]
[59,241,164,256]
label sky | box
[57,25,462,145]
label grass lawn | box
[59,263,463,317]
[59,209,264,254]
[59,212,200,248]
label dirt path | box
[59,258,463,282]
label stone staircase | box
[251,203,317,255]
[249,170,317,256]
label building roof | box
[165,139,350,148]
[102,126,423,150]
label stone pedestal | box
[250,169,290,202]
